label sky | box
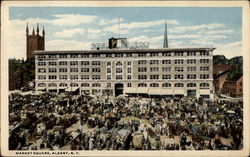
[8,7,242,59]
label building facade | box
[34,47,215,98]
[26,23,45,59]
[222,74,243,97]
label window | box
[200,59,209,63]
[150,67,159,72]
[81,68,89,72]
[92,54,100,58]
[200,74,209,79]
[116,75,122,80]
[116,68,123,73]
[59,83,67,87]
[49,75,57,80]
[81,54,89,58]
[92,61,101,65]
[187,74,197,79]
[200,51,209,56]
[92,75,101,80]
[107,75,111,80]
[187,67,196,71]
[174,52,183,56]
[70,83,78,87]
[92,83,101,87]
[81,75,89,80]
[187,52,196,56]
[70,68,78,72]
[187,83,196,87]
[107,83,111,87]
[59,54,67,58]
[81,83,89,87]
[70,75,78,80]
[126,53,132,57]
[116,62,122,66]
[38,55,46,59]
[175,83,184,87]
[138,60,147,65]
[38,75,46,80]
[150,60,159,65]
[38,68,46,73]
[187,59,196,64]
[59,75,67,80]
[162,52,171,56]
[138,75,147,80]
[107,62,111,66]
[200,66,210,71]
[139,53,147,57]
[92,68,101,73]
[127,61,132,65]
[174,60,184,64]
[162,60,171,64]
[127,68,131,73]
[70,54,78,58]
[138,67,147,72]
[38,83,46,87]
[48,61,57,66]
[107,68,111,73]
[150,53,159,57]
[127,75,132,80]
[81,61,89,65]
[127,83,132,87]
[48,55,57,59]
[200,83,209,88]
[174,75,184,79]
[48,68,57,73]
[115,53,123,57]
[174,67,184,72]
[49,83,57,87]
[106,54,112,57]
[70,61,78,65]
[59,61,67,65]
[59,68,67,73]
[150,83,159,87]
[162,67,171,72]
[138,83,147,87]
[150,75,159,80]
[38,62,46,66]
[162,75,171,79]
[162,83,171,87]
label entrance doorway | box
[115,83,124,96]
[187,90,196,97]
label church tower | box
[163,20,169,48]
[26,23,45,59]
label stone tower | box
[163,20,168,48]
[26,23,45,59]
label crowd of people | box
[9,91,243,150]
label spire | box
[163,20,169,48]
[36,23,39,35]
[32,26,35,35]
[42,26,45,37]
[26,22,29,36]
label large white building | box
[34,45,215,98]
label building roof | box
[214,70,230,79]
[229,73,243,82]
[34,47,216,55]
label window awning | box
[123,88,137,93]
[148,88,162,95]
[199,89,210,94]
[137,88,149,94]
[161,89,174,95]
[65,87,79,92]
[173,89,185,95]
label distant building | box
[222,74,243,97]
[26,23,45,59]
[213,70,230,94]
[213,64,231,77]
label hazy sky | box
[8,7,242,59]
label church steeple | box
[32,26,35,35]
[36,23,39,35]
[163,20,169,48]
[42,26,45,37]
[26,23,29,36]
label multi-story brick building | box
[34,44,215,99]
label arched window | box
[70,83,78,87]
[150,83,159,87]
[187,83,196,87]
[38,83,46,87]
[116,61,122,66]
[59,83,67,87]
[162,83,171,87]
[138,83,147,87]
[81,83,89,87]
[92,83,101,87]
[49,83,57,87]
[200,83,209,87]
[175,83,184,87]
